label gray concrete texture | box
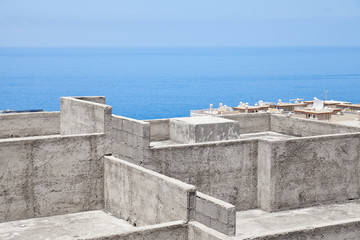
[74,96,106,104]
[150,139,258,211]
[91,221,188,240]
[0,212,189,240]
[220,113,271,134]
[0,112,60,139]
[170,116,241,144]
[236,201,360,240]
[195,191,236,236]
[258,133,360,212]
[60,97,112,135]
[111,115,151,165]
[0,210,134,240]
[104,156,196,227]
[0,133,107,223]
[146,118,170,141]
[188,221,229,240]
[271,114,360,137]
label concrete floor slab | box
[235,201,360,239]
[0,210,134,240]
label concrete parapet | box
[195,192,236,236]
[112,115,150,165]
[104,156,196,227]
[73,96,106,104]
[0,111,60,139]
[60,97,112,135]
[0,133,107,223]
[151,139,258,211]
[169,116,241,144]
[221,113,271,134]
[146,118,170,141]
[258,133,360,212]
[271,114,360,137]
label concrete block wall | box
[271,114,360,137]
[195,192,236,236]
[104,156,196,227]
[258,133,360,212]
[60,97,112,135]
[220,113,271,134]
[150,139,258,211]
[146,119,170,141]
[112,115,151,165]
[0,133,107,223]
[0,112,60,139]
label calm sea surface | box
[0,47,359,119]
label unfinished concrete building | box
[1,96,360,239]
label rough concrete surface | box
[236,201,360,239]
[104,156,196,227]
[60,97,112,135]
[271,114,360,137]
[111,115,150,166]
[260,133,360,212]
[151,139,258,211]
[195,191,236,236]
[220,113,271,134]
[0,133,107,223]
[0,210,133,240]
[169,116,241,143]
[0,112,60,139]
[188,221,230,240]
[93,221,188,240]
[4,96,360,239]
[146,118,170,141]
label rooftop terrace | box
[1,96,360,239]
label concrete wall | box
[112,115,151,165]
[90,221,188,240]
[104,156,196,227]
[195,192,235,236]
[258,133,360,212]
[0,133,107,223]
[150,139,258,211]
[169,117,241,144]
[250,219,360,240]
[74,96,106,104]
[0,112,60,139]
[146,119,170,141]
[60,97,112,135]
[271,114,360,137]
[220,113,271,134]
[188,221,229,240]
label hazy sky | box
[1,0,360,47]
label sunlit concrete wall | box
[0,112,60,139]
[258,133,360,212]
[104,156,196,227]
[150,139,258,211]
[0,133,107,223]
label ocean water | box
[0,47,359,120]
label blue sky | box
[1,0,360,47]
